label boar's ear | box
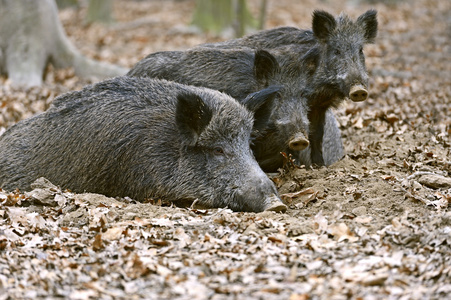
[357,9,378,43]
[176,92,213,145]
[312,10,337,43]
[254,49,280,84]
[242,85,282,133]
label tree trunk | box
[0,0,127,87]
[234,0,246,37]
[258,0,267,30]
[191,0,256,37]
[55,0,78,9]
[86,0,114,24]
[191,0,233,35]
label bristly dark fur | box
[200,10,377,166]
[0,77,283,212]
[127,47,310,172]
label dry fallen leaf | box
[385,113,400,125]
[418,174,451,189]
[313,211,328,234]
[281,188,318,207]
[92,233,103,251]
[328,223,359,242]
[102,227,124,241]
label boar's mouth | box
[255,148,301,173]
[263,194,287,212]
[229,191,286,213]
[254,155,284,173]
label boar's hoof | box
[264,195,288,212]
[289,133,310,151]
[349,84,368,102]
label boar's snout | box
[349,84,368,102]
[263,194,288,212]
[235,170,286,212]
[289,132,310,151]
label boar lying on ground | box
[0,77,286,212]
[127,9,376,169]
[202,10,378,165]
[128,48,321,171]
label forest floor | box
[1,0,450,299]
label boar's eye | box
[359,46,364,54]
[334,48,341,56]
[213,147,225,156]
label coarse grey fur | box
[201,10,378,166]
[201,26,314,50]
[265,45,348,167]
[298,109,344,166]
[0,77,286,212]
[127,49,277,101]
[128,48,310,172]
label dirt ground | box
[0,0,450,299]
